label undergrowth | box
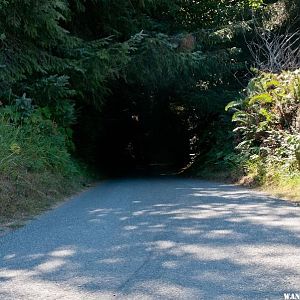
[0,97,92,225]
[192,70,300,202]
[218,70,300,201]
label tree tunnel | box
[74,90,191,176]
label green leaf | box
[225,101,240,112]
[259,108,272,122]
[248,93,273,105]
[264,80,280,90]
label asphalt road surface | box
[0,178,299,300]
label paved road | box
[0,178,299,300]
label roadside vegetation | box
[0,0,299,224]
[198,8,300,201]
[227,71,300,201]
[0,97,91,225]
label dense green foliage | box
[219,2,300,197]
[0,97,79,175]
[0,98,89,218]
[227,71,300,183]
[0,0,300,220]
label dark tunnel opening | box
[74,97,191,177]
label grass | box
[191,162,300,203]
[0,111,94,229]
[239,162,300,203]
[0,169,93,230]
[261,175,300,203]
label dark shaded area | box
[2,0,299,184]
[74,96,191,176]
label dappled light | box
[1,179,299,299]
[1,1,300,299]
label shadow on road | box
[0,178,300,299]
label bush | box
[0,99,88,220]
[0,96,79,174]
[226,69,300,185]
